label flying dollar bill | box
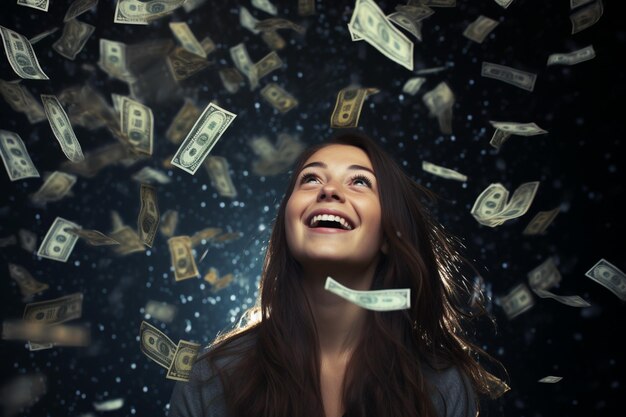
[527,257,562,291]
[498,283,534,319]
[166,340,201,381]
[538,376,563,383]
[171,102,237,175]
[532,287,591,308]
[255,51,283,79]
[120,96,153,155]
[29,27,59,44]
[23,292,83,324]
[252,0,278,15]
[169,22,206,58]
[422,82,455,134]
[132,167,171,184]
[41,95,85,162]
[145,300,177,323]
[37,217,81,262]
[463,15,499,43]
[570,0,594,9]
[160,210,179,237]
[348,0,414,70]
[422,161,467,181]
[64,0,99,22]
[18,229,37,252]
[114,0,185,25]
[168,236,199,281]
[167,46,212,81]
[387,11,423,41]
[9,263,49,298]
[330,86,379,128]
[585,259,626,301]
[522,207,560,235]
[139,321,177,369]
[110,226,145,255]
[547,45,595,66]
[570,0,603,34]
[261,83,299,113]
[240,6,261,34]
[324,276,410,311]
[481,62,537,92]
[261,30,286,50]
[204,156,238,198]
[52,19,95,60]
[17,0,49,11]
[29,170,77,205]
[138,183,159,247]
[0,25,49,79]
[402,77,426,95]
[2,320,90,346]
[0,129,39,181]
[471,182,539,227]
[98,39,134,81]
[298,0,316,15]
[229,43,258,90]
[93,399,124,412]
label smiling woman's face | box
[285,144,386,271]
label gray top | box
[168,334,477,417]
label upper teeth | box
[309,214,353,230]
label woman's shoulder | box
[422,363,478,417]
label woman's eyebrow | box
[301,161,375,176]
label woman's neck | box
[300,262,377,360]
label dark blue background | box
[1,1,624,416]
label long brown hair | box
[199,131,506,417]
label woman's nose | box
[317,182,344,202]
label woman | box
[169,131,506,417]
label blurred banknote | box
[166,100,202,144]
[171,102,237,175]
[250,133,305,176]
[240,6,260,34]
[230,43,258,89]
[52,19,95,60]
[547,45,595,66]
[23,292,83,325]
[0,26,49,79]
[166,340,201,381]
[261,30,286,50]
[189,227,222,247]
[168,236,199,281]
[538,376,563,383]
[0,79,46,123]
[522,207,560,235]
[93,398,124,412]
[29,27,59,44]
[494,0,514,8]
[463,15,499,43]
[169,22,205,57]
[0,129,39,181]
[138,183,160,247]
[499,283,534,319]
[402,77,426,95]
[204,156,238,198]
[331,86,379,128]
[527,257,562,291]
[261,83,299,113]
[66,228,120,246]
[18,229,37,252]
[2,320,90,346]
[532,288,591,308]
[324,276,410,311]
[0,374,47,417]
[348,0,414,70]
[114,0,185,25]
[37,217,81,262]
[471,182,539,227]
[145,300,177,323]
[255,18,305,34]
[387,10,423,41]
[64,0,99,22]
[489,121,547,150]
[218,67,244,94]
[41,95,85,162]
[570,0,603,34]
[120,96,153,156]
[98,39,134,81]
[167,46,212,82]
[585,259,626,301]
[252,0,277,15]
[255,51,283,79]
[132,166,171,184]
[422,161,467,181]
[8,263,49,298]
[298,0,316,15]
[139,320,176,369]
[422,82,455,134]
[203,268,234,293]
[160,210,179,237]
[110,226,145,255]
[481,62,536,92]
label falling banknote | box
[171,102,237,175]
[471,182,539,227]
[166,340,201,381]
[139,320,177,369]
[585,259,626,301]
[0,25,49,79]
[0,129,39,181]
[37,217,81,262]
[324,277,410,311]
